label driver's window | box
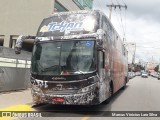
[98,51,103,74]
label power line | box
[115,0,120,5]
[136,46,160,49]
[116,0,127,41]
[136,52,160,55]
[124,4,127,41]
[121,0,127,6]
[114,9,125,38]
[119,8,126,39]
[136,40,160,44]
[106,4,127,20]
[110,0,127,40]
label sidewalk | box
[0,89,32,109]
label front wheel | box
[102,83,113,104]
[109,84,113,96]
[122,77,127,90]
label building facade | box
[0,0,93,49]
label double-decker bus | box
[15,10,128,105]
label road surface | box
[1,76,160,120]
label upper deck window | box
[54,1,68,12]
[73,0,93,10]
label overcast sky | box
[93,0,160,64]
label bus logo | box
[56,84,63,91]
[48,21,83,32]
[40,21,83,33]
[52,77,66,80]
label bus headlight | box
[77,84,96,93]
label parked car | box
[150,72,158,78]
[135,72,141,76]
[128,72,135,79]
[128,72,132,79]
[141,72,148,78]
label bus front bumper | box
[31,88,99,105]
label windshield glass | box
[31,40,96,75]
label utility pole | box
[124,42,136,64]
[124,42,136,72]
[132,43,136,64]
[106,4,127,20]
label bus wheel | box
[92,88,99,105]
[109,82,113,97]
[102,82,113,104]
[122,77,127,90]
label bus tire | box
[109,81,113,96]
[92,88,100,105]
[102,81,113,104]
[122,77,127,90]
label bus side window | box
[98,51,105,70]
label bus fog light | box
[77,84,96,93]
[32,85,41,92]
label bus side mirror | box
[15,47,21,54]
[14,35,35,54]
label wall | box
[0,46,31,92]
[0,0,53,47]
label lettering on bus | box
[32,79,48,88]
[40,21,83,32]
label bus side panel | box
[101,13,128,95]
[97,15,113,103]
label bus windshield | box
[31,40,96,75]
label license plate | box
[52,97,64,103]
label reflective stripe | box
[0,57,16,63]
[0,57,31,68]
[27,61,31,64]
[18,60,26,64]
[0,63,16,67]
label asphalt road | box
[1,76,160,120]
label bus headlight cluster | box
[77,83,96,93]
